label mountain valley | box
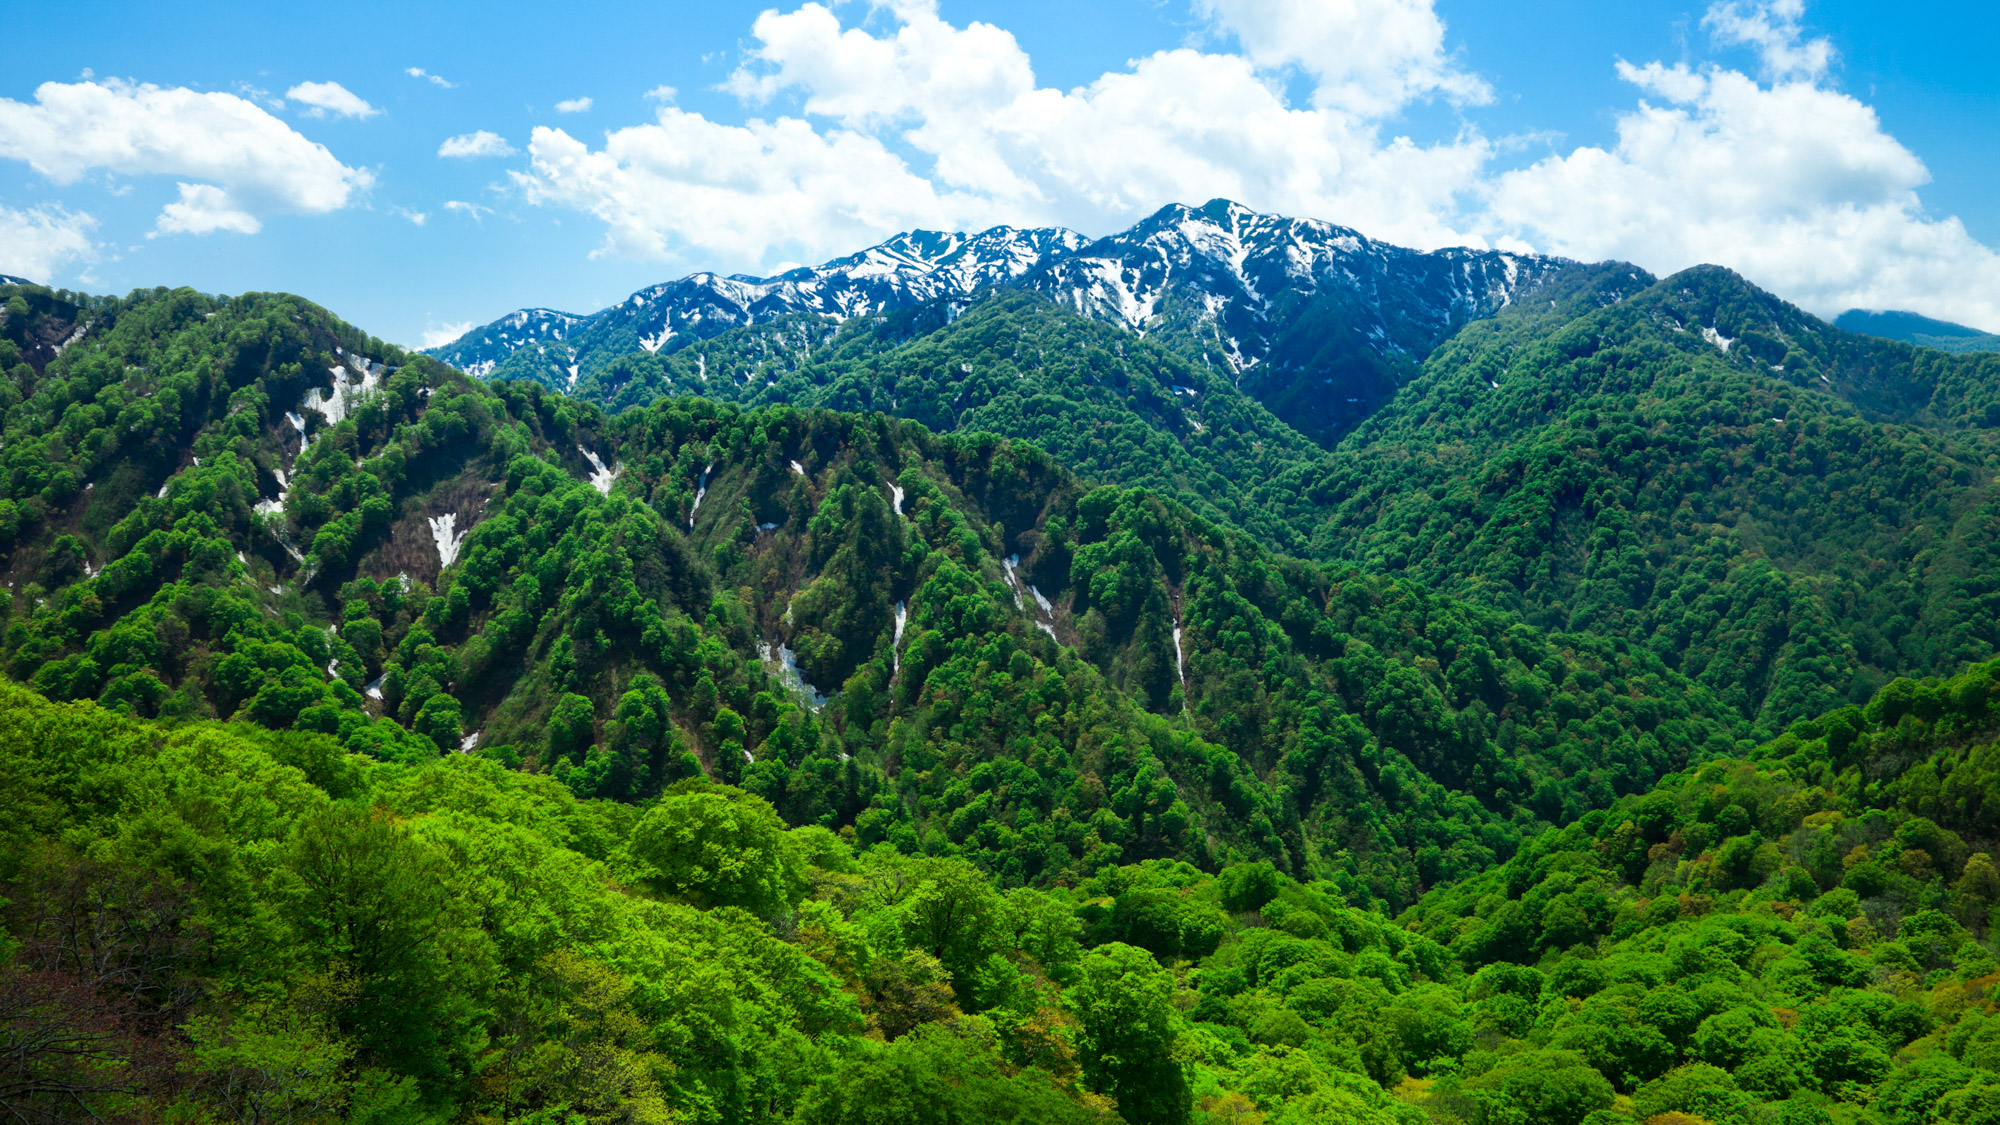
[7,204,2000,1125]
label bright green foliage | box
[1070,942,1189,1125]
[629,785,806,914]
[0,281,1766,910]
[5,668,2000,1124]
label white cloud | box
[439,130,516,158]
[153,182,261,236]
[443,200,491,223]
[1194,0,1491,116]
[0,204,97,281]
[1703,0,1833,81]
[406,67,455,89]
[420,320,472,348]
[515,0,1491,270]
[392,206,428,226]
[506,0,2000,329]
[1485,5,2000,329]
[0,79,372,237]
[555,97,593,114]
[285,81,380,119]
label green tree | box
[1068,943,1189,1125]
[627,786,803,914]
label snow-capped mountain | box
[429,226,1086,388]
[428,200,1580,437]
[438,309,589,380]
[1025,200,1568,370]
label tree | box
[1067,943,1188,1125]
[627,786,803,914]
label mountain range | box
[432,199,1578,446]
[9,202,2000,1125]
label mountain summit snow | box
[428,200,1581,434]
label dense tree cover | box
[568,293,1323,553]
[0,282,1762,909]
[1280,266,2000,735]
[532,269,2000,742]
[12,661,2000,1125]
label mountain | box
[1271,265,2000,733]
[0,277,1760,907]
[16,252,2000,1124]
[429,225,1089,385]
[430,200,1579,444]
[1838,307,2000,354]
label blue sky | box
[3,0,1996,347]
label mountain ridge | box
[429,199,1581,443]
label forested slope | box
[10,635,2000,1124]
[1266,266,2000,733]
[523,263,2000,746]
[0,280,1754,908]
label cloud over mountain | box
[504,0,2000,329]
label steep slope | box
[429,200,1581,445]
[1279,265,2000,732]
[1019,199,1578,445]
[566,292,1327,553]
[0,279,1756,906]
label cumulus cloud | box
[555,97,593,114]
[1485,3,2000,328]
[1703,0,1833,81]
[515,0,1491,269]
[420,320,472,348]
[0,79,372,237]
[1194,0,1490,115]
[0,204,97,281]
[285,81,380,119]
[153,182,261,236]
[439,130,516,158]
[504,0,1998,328]
[406,67,456,89]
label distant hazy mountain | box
[429,199,1581,443]
[1836,308,2000,354]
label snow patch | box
[578,446,622,494]
[689,462,712,529]
[759,641,831,710]
[300,361,383,428]
[429,513,467,568]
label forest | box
[6,272,2000,1125]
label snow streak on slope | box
[431,201,1578,382]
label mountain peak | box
[430,204,1580,407]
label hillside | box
[12,252,2000,1125]
[7,633,2000,1125]
[0,279,1764,908]
[1838,309,2000,355]
[1270,265,2000,734]
[452,255,2000,742]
